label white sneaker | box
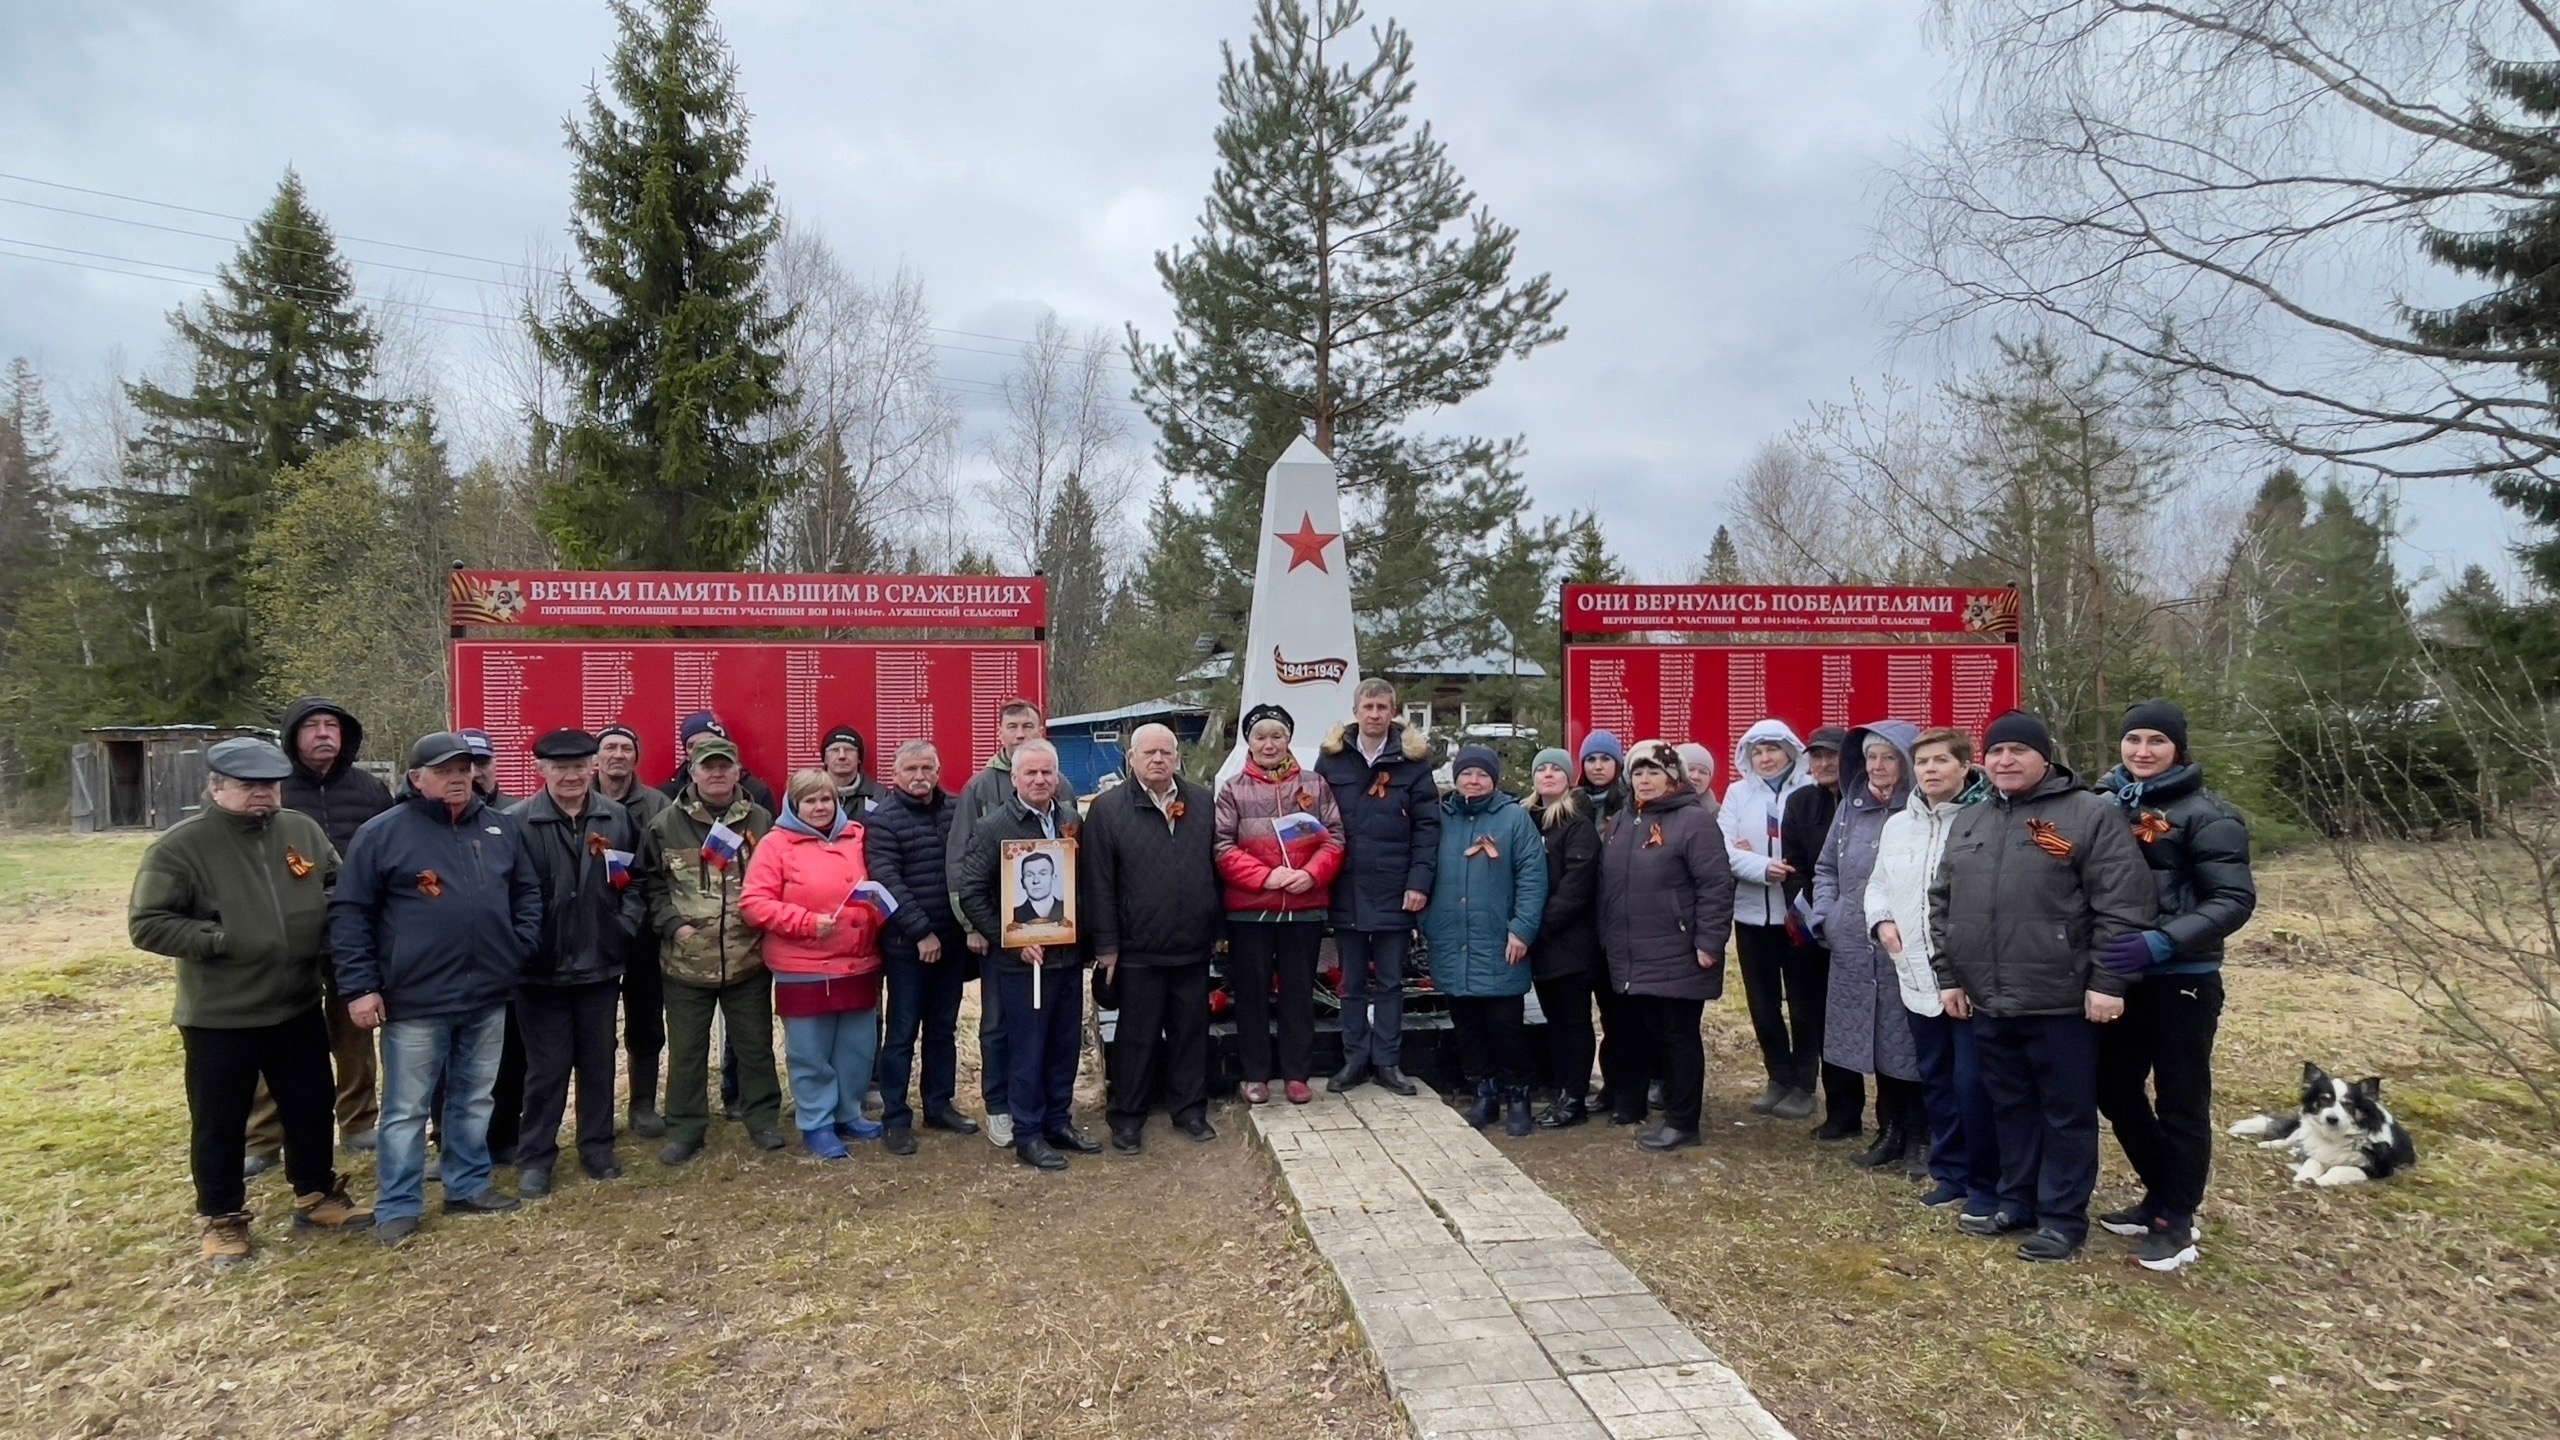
[985,1113,1013,1147]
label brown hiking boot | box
[200,1213,252,1268]
[292,1185,374,1232]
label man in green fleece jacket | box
[129,738,375,1269]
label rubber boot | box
[1464,1078,1500,1128]
[1504,1087,1535,1137]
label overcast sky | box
[0,0,2527,591]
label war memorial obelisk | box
[1217,435,1364,779]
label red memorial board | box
[1562,583,2022,638]
[1564,644,2022,760]
[451,641,1044,797]
[449,569,1046,630]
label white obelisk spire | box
[1218,435,1363,779]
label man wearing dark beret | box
[130,737,374,1267]
[505,729,648,1195]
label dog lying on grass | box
[2229,1062,2417,1188]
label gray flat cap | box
[207,737,294,782]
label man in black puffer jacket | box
[1313,680,1438,1096]
[1927,711,2155,1264]
[863,739,980,1153]
[1084,724,1222,1153]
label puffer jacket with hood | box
[1419,787,1548,998]
[1313,719,1441,930]
[1862,768,1989,1017]
[278,696,395,857]
[740,807,884,982]
[1814,721,1921,1080]
[1927,762,2158,1017]
[1214,757,1345,918]
[1596,784,1733,1001]
[1717,719,1812,928]
[645,787,774,987]
[2093,760,2257,975]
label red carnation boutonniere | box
[2025,818,2076,859]
[1367,771,1392,799]
[1464,835,1500,860]
[2132,810,2172,845]
[1645,822,1664,849]
[283,846,314,880]
[417,868,444,898]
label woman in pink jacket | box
[741,770,886,1161]
[1214,704,1345,1105]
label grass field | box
[1504,845,2560,1440]
[0,834,1398,1440]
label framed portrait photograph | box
[1000,837,1077,949]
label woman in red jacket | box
[1214,705,1345,1104]
[741,770,886,1161]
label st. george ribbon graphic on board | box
[448,569,1045,797]
[1218,436,1364,780]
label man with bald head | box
[1081,724,1222,1152]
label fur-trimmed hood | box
[1321,718,1430,762]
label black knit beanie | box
[1982,710,2055,763]
[2117,699,2188,759]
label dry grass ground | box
[1505,844,2560,1440]
[0,834,1399,1440]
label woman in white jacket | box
[1862,726,2003,1215]
[1718,719,1820,1120]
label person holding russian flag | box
[741,770,891,1164]
[1213,705,1345,1107]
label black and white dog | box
[2229,1062,2417,1187]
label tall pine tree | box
[534,0,799,570]
[115,171,389,720]
[0,359,62,641]
[1037,472,1112,713]
[1129,0,1566,681]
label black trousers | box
[1107,961,1210,1132]
[184,1008,338,1216]
[1735,923,1827,1089]
[622,934,666,1110]
[2096,972,2224,1226]
[464,1002,526,1161]
[1227,920,1319,1083]
[516,980,621,1173]
[1532,972,1597,1101]
[1976,1012,2102,1243]
[1447,994,1534,1089]
[1595,984,1651,1120]
[1625,994,1707,1132]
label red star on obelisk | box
[1274,512,1339,572]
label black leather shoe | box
[749,1127,787,1152]
[581,1160,624,1182]
[1637,1124,1701,1152]
[1328,1062,1370,1093]
[1810,1115,1863,1143]
[442,1189,522,1216]
[1537,1098,1589,1129]
[1607,1106,1647,1126]
[1373,1066,1419,1097]
[1176,1115,1217,1142]
[883,1125,918,1156]
[1110,1128,1143,1155]
[1958,1210,2035,1239]
[517,1166,553,1200]
[1046,1126,1104,1155]
[922,1104,981,1135]
[659,1137,703,1166]
[1015,1136,1069,1171]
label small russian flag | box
[701,821,744,871]
[846,879,899,920]
[603,847,636,891]
[1271,810,1326,867]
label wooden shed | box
[71,725,276,833]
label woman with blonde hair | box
[741,769,888,1162]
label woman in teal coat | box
[1421,746,1549,1136]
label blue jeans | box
[781,1002,880,1133]
[1908,1008,2003,1215]
[881,942,967,1128]
[376,1004,508,1223]
[1335,928,1408,1068]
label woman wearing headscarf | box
[1214,705,1345,1106]
[740,769,888,1163]
[1523,749,1603,1128]
[1595,740,1735,1152]
[1675,743,1721,822]
[1812,722,1924,1170]
[1420,746,1549,1135]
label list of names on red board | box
[1565,645,2021,761]
[453,641,1045,794]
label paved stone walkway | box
[1250,1085,1797,1440]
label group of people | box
[131,678,2252,1274]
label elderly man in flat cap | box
[130,737,375,1268]
[506,728,647,1196]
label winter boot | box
[1852,1116,1908,1170]
[1504,1087,1535,1137]
[1464,1078,1500,1128]
[628,1053,665,1138]
[1537,1096,1590,1129]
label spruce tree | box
[534,0,798,570]
[115,172,389,720]
[1698,525,1741,584]
[0,359,62,640]
[1130,0,1566,675]
[1560,512,1625,586]
[1038,472,1112,713]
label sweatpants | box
[1909,1008,2004,1214]
[1446,994,1533,1090]
[1227,920,1319,1083]
[1106,960,1210,1133]
[2096,972,2224,1229]
[1531,971,1597,1102]
[1000,965,1082,1136]
[187,1007,339,1215]
[1335,928,1409,1069]
[245,993,377,1156]
[1974,1012,2101,1244]
[515,979,621,1174]
[1734,922,1826,1091]
[1625,993,1707,1133]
